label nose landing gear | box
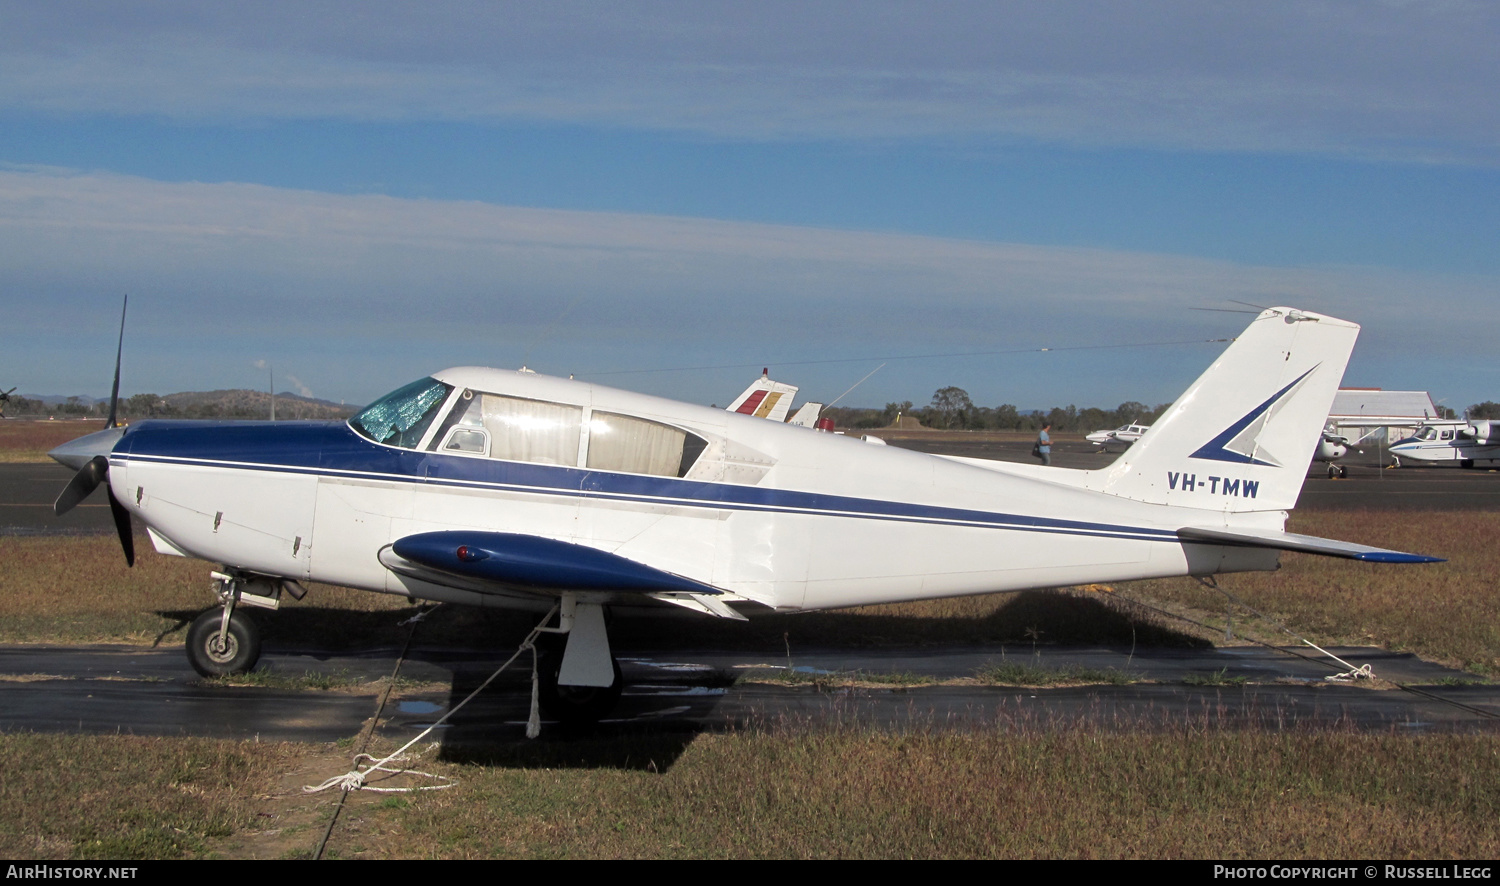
[185,570,303,677]
[187,608,261,677]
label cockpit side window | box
[1417,427,1438,441]
[351,378,454,448]
[587,411,707,478]
[429,390,583,466]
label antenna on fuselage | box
[825,363,886,409]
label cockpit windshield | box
[351,377,454,448]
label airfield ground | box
[1,422,1497,858]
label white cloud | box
[0,166,1494,407]
[3,1,1498,163]
[283,373,314,399]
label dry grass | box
[1121,509,1500,675]
[0,536,413,646]
[0,420,103,463]
[2,727,1496,860]
[0,734,295,859]
[325,726,1500,859]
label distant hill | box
[156,390,358,420]
[9,390,359,421]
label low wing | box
[379,530,745,618]
[1177,526,1443,564]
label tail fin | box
[727,371,799,423]
[1086,307,1359,512]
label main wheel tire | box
[536,649,623,725]
[186,609,261,677]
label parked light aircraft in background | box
[1316,389,1446,477]
[1389,421,1500,468]
[51,306,1440,724]
[1086,423,1149,452]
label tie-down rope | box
[304,602,560,795]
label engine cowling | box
[1465,420,1499,443]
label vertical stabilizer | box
[727,371,800,423]
[1086,307,1359,512]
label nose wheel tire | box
[186,609,262,677]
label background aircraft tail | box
[1085,307,1359,513]
[727,371,799,422]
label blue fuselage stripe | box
[112,420,1179,545]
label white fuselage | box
[1390,423,1500,466]
[109,368,1278,614]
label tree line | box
[826,387,1496,433]
[8,387,1498,429]
[824,386,1171,432]
[3,391,355,421]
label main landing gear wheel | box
[186,609,262,677]
[536,647,623,725]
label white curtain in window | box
[483,395,582,466]
[588,412,686,476]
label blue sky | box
[3,1,1498,413]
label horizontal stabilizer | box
[390,531,725,593]
[1177,526,1444,564]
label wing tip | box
[1351,551,1446,564]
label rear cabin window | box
[429,391,583,466]
[587,411,707,478]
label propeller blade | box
[107,295,127,429]
[54,455,109,516]
[106,485,136,567]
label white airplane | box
[1316,389,1446,477]
[1085,423,1150,452]
[50,306,1440,724]
[1388,421,1500,468]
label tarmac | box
[4,442,1497,744]
[0,642,1493,743]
